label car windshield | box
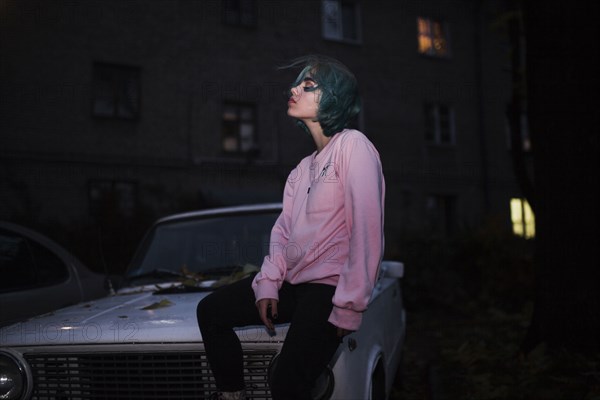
[125,211,279,288]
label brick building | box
[0,0,525,267]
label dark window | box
[417,17,449,57]
[88,180,137,218]
[424,103,455,145]
[222,0,257,27]
[322,0,361,43]
[424,104,437,143]
[222,102,258,155]
[0,228,69,292]
[426,194,457,236]
[92,62,141,120]
[505,111,532,152]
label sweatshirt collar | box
[313,129,346,162]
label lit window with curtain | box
[417,17,449,57]
[510,198,535,238]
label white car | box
[0,204,405,400]
[0,221,108,328]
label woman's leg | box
[269,283,341,400]
[196,276,263,391]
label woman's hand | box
[256,298,278,332]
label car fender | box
[365,347,385,399]
[329,334,385,399]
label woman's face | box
[287,75,320,122]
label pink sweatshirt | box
[252,129,385,331]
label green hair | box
[286,55,361,137]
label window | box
[88,180,137,218]
[417,17,449,57]
[505,112,532,152]
[510,198,535,239]
[0,228,69,292]
[221,102,258,155]
[424,103,455,145]
[322,0,361,43]
[426,194,457,236]
[222,0,257,27]
[92,62,141,120]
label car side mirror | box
[380,261,404,279]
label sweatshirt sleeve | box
[252,169,296,302]
[328,136,385,331]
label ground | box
[386,229,600,400]
[391,301,600,400]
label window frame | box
[222,0,258,28]
[220,101,259,157]
[417,16,451,58]
[505,111,532,152]
[321,0,362,44]
[425,193,457,237]
[88,179,138,218]
[91,62,141,121]
[424,102,456,146]
[510,198,535,239]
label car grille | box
[25,350,276,400]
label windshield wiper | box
[152,264,253,295]
[126,268,185,283]
[153,285,214,295]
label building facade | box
[0,0,522,268]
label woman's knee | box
[196,294,218,331]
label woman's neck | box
[306,120,330,154]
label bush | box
[396,219,534,314]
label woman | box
[197,55,385,400]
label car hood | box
[0,284,287,347]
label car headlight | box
[268,353,334,400]
[0,350,30,400]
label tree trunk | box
[506,1,535,211]
[521,0,600,353]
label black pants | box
[196,275,341,400]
